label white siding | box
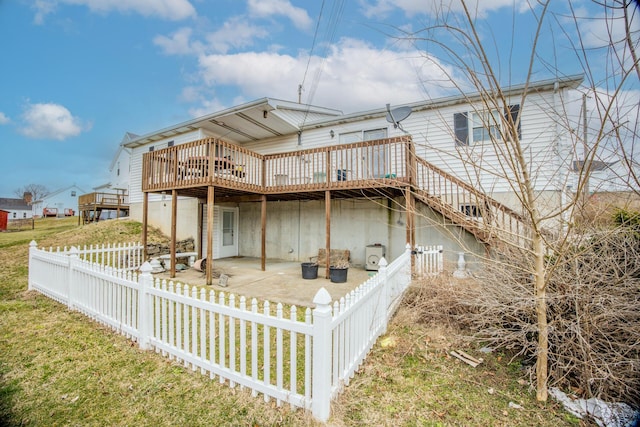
[128,130,204,204]
[201,205,221,259]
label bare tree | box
[14,184,49,203]
[402,0,639,403]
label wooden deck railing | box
[142,136,412,193]
[143,138,263,193]
[263,137,410,192]
[78,192,129,207]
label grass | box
[0,218,581,426]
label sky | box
[0,0,637,198]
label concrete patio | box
[154,257,377,307]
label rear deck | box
[140,135,530,284]
[78,191,130,223]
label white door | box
[201,206,238,259]
[219,208,238,258]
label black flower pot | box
[329,266,348,283]
[301,262,318,280]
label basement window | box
[460,204,482,217]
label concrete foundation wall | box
[129,196,485,270]
[130,198,200,242]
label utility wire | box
[300,0,326,100]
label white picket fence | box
[414,245,444,277]
[28,241,414,422]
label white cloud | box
[32,0,57,25]
[33,0,196,23]
[155,18,269,56]
[362,0,529,19]
[205,16,269,54]
[0,112,10,125]
[19,103,88,140]
[247,0,312,30]
[154,27,203,55]
[196,37,455,113]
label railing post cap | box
[69,246,79,255]
[139,261,153,274]
[405,243,412,250]
[312,287,332,306]
[30,240,37,247]
[379,257,388,267]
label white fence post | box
[28,241,37,291]
[68,246,79,310]
[378,257,389,335]
[405,243,413,281]
[138,262,153,350]
[311,287,332,423]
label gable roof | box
[0,198,31,211]
[123,98,342,148]
[109,142,132,171]
[300,74,585,130]
[33,185,87,203]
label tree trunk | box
[534,232,548,401]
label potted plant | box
[301,259,318,280]
[329,257,349,283]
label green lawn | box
[0,218,580,426]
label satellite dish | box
[385,104,412,130]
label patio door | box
[201,206,239,259]
[219,208,238,258]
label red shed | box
[0,209,9,231]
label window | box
[149,146,154,152]
[472,110,502,143]
[454,104,521,146]
[23,213,26,218]
[363,128,388,141]
[460,204,481,217]
[338,128,390,178]
[117,162,120,177]
[71,191,76,197]
[339,128,388,144]
[167,141,174,147]
[13,212,16,218]
[338,131,361,144]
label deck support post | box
[325,190,331,279]
[405,188,416,275]
[170,189,177,278]
[206,186,214,285]
[261,195,266,271]
[142,191,148,261]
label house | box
[78,134,134,222]
[31,185,86,217]
[114,75,586,282]
[0,195,33,220]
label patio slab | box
[154,257,376,307]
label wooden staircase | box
[411,155,532,248]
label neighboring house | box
[0,196,33,220]
[118,75,587,273]
[77,133,135,223]
[108,132,135,193]
[31,185,86,217]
